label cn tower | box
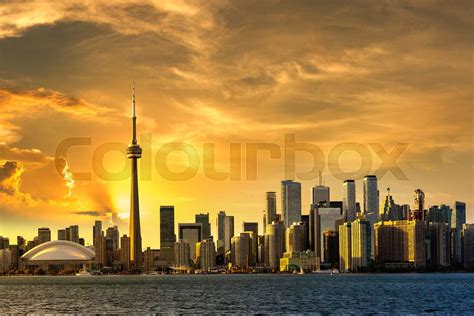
[126,82,142,270]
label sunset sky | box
[0,0,472,247]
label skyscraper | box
[197,238,216,272]
[217,211,226,242]
[323,230,339,266]
[363,175,379,218]
[382,187,403,221]
[57,229,66,241]
[413,189,425,221]
[374,220,426,269]
[174,239,191,268]
[120,234,130,271]
[95,232,107,266]
[317,207,344,262]
[268,221,285,270]
[281,180,302,228]
[301,215,310,250]
[452,201,466,263]
[105,226,120,250]
[37,228,51,245]
[339,222,351,272]
[462,224,474,268]
[427,222,450,267]
[232,233,251,269]
[195,213,211,239]
[243,222,258,236]
[351,219,371,270]
[286,222,306,253]
[160,206,176,248]
[224,215,235,252]
[265,192,277,230]
[126,83,143,269]
[93,220,102,248]
[311,172,330,207]
[62,225,80,244]
[343,180,356,222]
[178,223,202,261]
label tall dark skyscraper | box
[92,220,102,247]
[105,226,120,250]
[243,222,258,236]
[281,180,302,228]
[265,192,277,229]
[217,211,226,242]
[195,213,211,239]
[160,206,176,248]
[126,83,143,269]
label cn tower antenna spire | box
[132,80,136,117]
[132,80,137,144]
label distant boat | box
[312,269,339,275]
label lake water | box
[1,273,473,314]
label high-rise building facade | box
[268,221,285,270]
[178,223,202,261]
[412,189,425,221]
[363,175,379,218]
[0,237,9,250]
[323,230,339,266]
[195,213,211,239]
[217,211,226,242]
[338,222,351,271]
[105,226,120,251]
[427,222,450,267]
[266,192,277,231]
[382,188,403,221]
[317,207,344,262]
[427,205,452,224]
[301,215,310,251]
[452,201,466,264]
[120,235,130,271]
[95,233,107,266]
[174,239,191,268]
[224,216,235,252]
[462,224,474,268]
[374,220,426,268]
[311,185,330,208]
[286,222,306,253]
[243,222,258,236]
[343,180,356,222]
[281,180,302,228]
[93,220,102,248]
[57,229,66,241]
[37,228,51,245]
[197,238,216,272]
[68,225,79,244]
[160,206,176,248]
[351,219,371,270]
[232,233,251,269]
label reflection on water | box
[0,273,473,314]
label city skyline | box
[0,1,473,250]
[1,176,469,250]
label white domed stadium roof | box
[21,240,95,262]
